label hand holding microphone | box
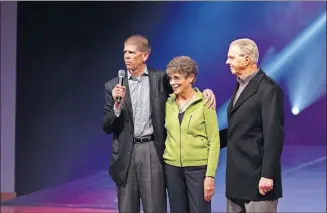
[112,70,126,109]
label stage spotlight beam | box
[292,107,300,115]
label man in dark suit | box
[102,35,215,213]
[225,38,284,213]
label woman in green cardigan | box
[163,56,220,213]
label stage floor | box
[0,206,116,213]
[1,146,326,212]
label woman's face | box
[168,72,195,96]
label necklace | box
[177,91,196,113]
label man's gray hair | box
[230,38,259,64]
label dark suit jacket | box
[102,68,172,185]
[226,69,284,201]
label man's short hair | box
[230,38,259,64]
[124,35,151,53]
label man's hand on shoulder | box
[203,89,216,109]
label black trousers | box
[164,163,211,213]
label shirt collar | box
[128,65,148,80]
[237,68,259,85]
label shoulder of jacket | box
[166,96,174,105]
[149,68,166,76]
[104,77,118,89]
[260,75,283,92]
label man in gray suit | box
[103,35,216,213]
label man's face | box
[124,43,148,71]
[226,45,248,76]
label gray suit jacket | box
[103,68,172,185]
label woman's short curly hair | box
[166,56,198,84]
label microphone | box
[116,69,125,103]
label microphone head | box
[118,70,125,78]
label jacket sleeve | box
[102,82,118,134]
[203,104,220,177]
[261,85,284,178]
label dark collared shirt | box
[233,69,259,106]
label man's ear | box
[143,52,150,62]
[245,55,251,66]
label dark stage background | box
[15,2,326,195]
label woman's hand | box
[204,176,215,201]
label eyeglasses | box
[168,75,185,83]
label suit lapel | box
[227,83,239,115]
[229,70,265,115]
[148,70,158,114]
[122,73,134,123]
